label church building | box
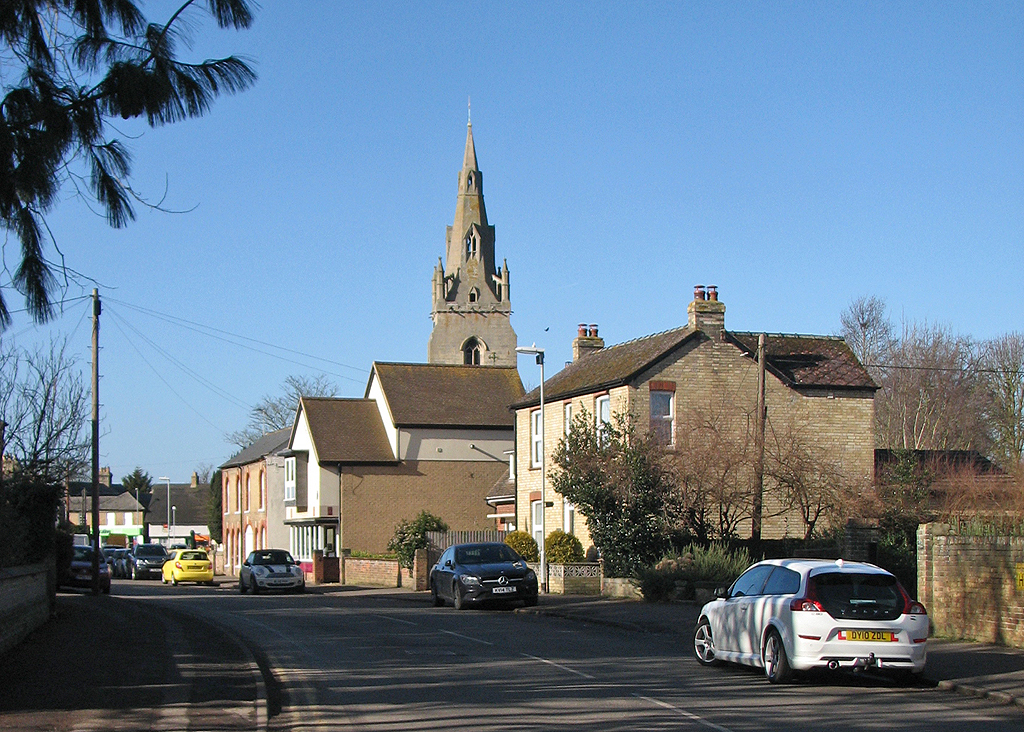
[428,120,517,367]
[262,121,523,566]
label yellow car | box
[162,549,215,586]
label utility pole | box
[90,289,101,595]
[751,333,767,542]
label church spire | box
[463,119,479,172]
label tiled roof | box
[487,467,515,502]
[512,326,699,408]
[727,332,877,390]
[371,363,523,428]
[513,327,875,409]
[146,484,209,526]
[299,398,396,463]
[220,427,291,469]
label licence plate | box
[188,565,205,570]
[839,630,897,642]
[492,586,516,594]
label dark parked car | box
[102,546,118,575]
[238,549,305,594]
[129,543,169,580]
[429,542,538,610]
[63,545,111,593]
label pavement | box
[3,585,1024,732]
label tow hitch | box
[852,653,878,670]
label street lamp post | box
[159,476,171,546]
[171,506,177,546]
[515,344,546,592]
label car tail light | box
[791,598,824,612]
[897,583,927,615]
[791,576,824,612]
[175,562,183,570]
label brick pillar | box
[312,550,324,584]
[413,548,429,591]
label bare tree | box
[228,374,339,449]
[877,321,987,451]
[672,401,759,540]
[981,333,1024,472]
[0,337,89,482]
[840,295,893,381]
[763,419,868,540]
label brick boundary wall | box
[0,562,52,656]
[918,522,1024,647]
[341,557,413,588]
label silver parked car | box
[238,549,305,594]
[694,558,928,683]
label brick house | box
[220,427,290,575]
[283,362,524,566]
[512,286,877,556]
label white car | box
[694,558,927,683]
[238,549,306,594]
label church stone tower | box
[428,121,517,366]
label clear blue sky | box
[4,1,1021,483]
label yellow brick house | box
[512,286,877,557]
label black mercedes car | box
[429,542,538,610]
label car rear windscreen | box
[811,572,902,620]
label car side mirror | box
[444,559,453,568]
[714,586,730,599]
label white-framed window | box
[532,500,544,550]
[596,395,611,445]
[563,498,575,534]
[284,457,296,502]
[124,512,132,525]
[245,474,250,512]
[650,390,674,445]
[564,401,573,436]
[106,512,115,526]
[530,409,543,468]
[259,470,266,511]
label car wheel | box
[523,594,538,608]
[102,584,110,594]
[130,566,137,580]
[251,581,260,595]
[238,578,247,594]
[763,628,792,684]
[694,618,717,666]
[171,575,179,586]
[293,584,305,594]
[453,583,466,611]
[431,579,444,607]
[161,573,167,584]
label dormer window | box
[469,287,479,303]
[465,231,478,258]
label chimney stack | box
[191,472,199,488]
[99,466,111,487]
[687,284,725,336]
[573,322,605,361]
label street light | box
[159,476,171,546]
[515,344,546,592]
[171,506,177,546]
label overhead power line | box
[106,297,369,383]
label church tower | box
[428,120,517,366]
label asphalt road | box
[111,581,1024,732]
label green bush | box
[505,531,539,562]
[545,529,584,563]
[387,511,448,569]
[636,543,752,602]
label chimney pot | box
[588,324,599,338]
[577,323,588,337]
[694,285,706,301]
[707,285,718,301]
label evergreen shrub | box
[505,531,539,562]
[545,529,584,563]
